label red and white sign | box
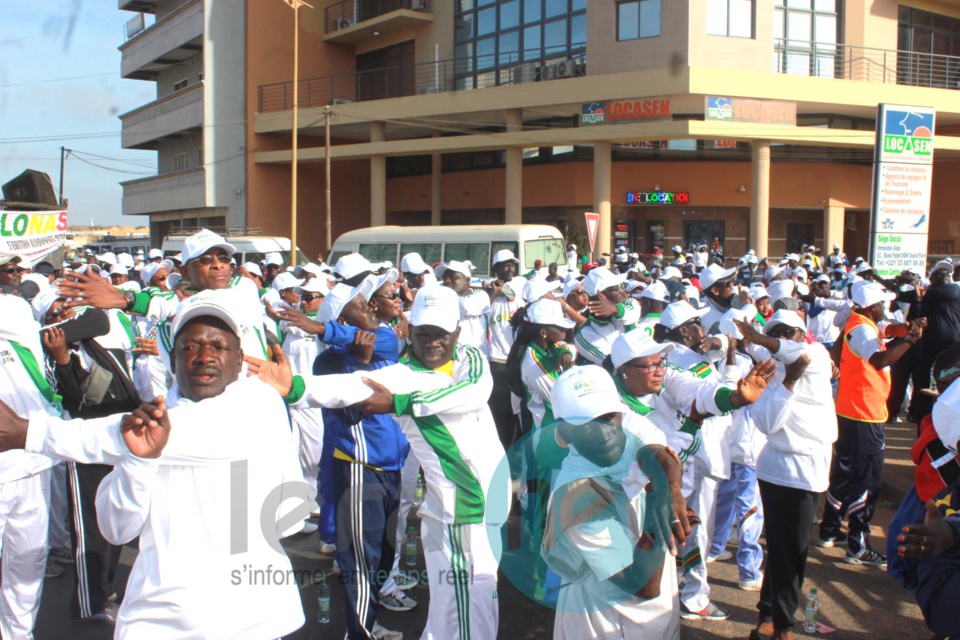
[585,212,600,254]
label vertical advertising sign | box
[869,104,935,278]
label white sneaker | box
[319,541,336,556]
[379,590,417,612]
[299,521,318,535]
[393,571,418,591]
[372,622,403,639]
[739,573,763,592]
[707,549,733,563]
[87,603,118,624]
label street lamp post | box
[281,0,313,267]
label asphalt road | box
[34,420,931,639]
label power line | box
[69,149,155,168]
[69,153,153,175]
[0,72,116,89]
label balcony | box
[122,168,206,216]
[120,0,203,80]
[120,83,204,149]
[119,0,158,12]
[323,0,432,46]
[257,49,586,113]
[773,39,960,89]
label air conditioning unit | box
[418,85,438,94]
[550,59,576,79]
[331,98,353,105]
[510,63,537,85]
[409,0,428,11]
[334,18,353,30]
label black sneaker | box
[816,531,848,548]
[843,547,887,568]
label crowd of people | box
[0,229,957,640]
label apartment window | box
[617,0,661,41]
[707,0,753,38]
[454,0,586,89]
[197,148,204,168]
[174,78,189,92]
[356,41,416,100]
[173,152,189,172]
[898,7,960,88]
[773,0,839,77]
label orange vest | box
[836,312,891,423]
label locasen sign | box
[627,191,689,205]
[581,98,671,125]
[704,96,796,126]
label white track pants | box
[0,469,51,640]
[679,459,718,612]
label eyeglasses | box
[0,267,24,275]
[374,293,401,301]
[769,326,801,339]
[301,293,323,302]
[190,253,232,267]
[624,358,668,373]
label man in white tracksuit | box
[0,294,59,639]
[252,284,511,640]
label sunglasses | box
[769,326,801,339]
[0,267,24,275]
[301,293,323,302]
[190,253,232,267]
[624,358,667,373]
[374,293,401,301]
[681,317,702,328]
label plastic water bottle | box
[317,576,330,624]
[414,471,426,507]
[404,526,418,567]
[803,587,819,633]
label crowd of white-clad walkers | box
[0,229,957,640]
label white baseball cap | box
[166,272,183,289]
[109,264,128,276]
[582,267,624,297]
[671,245,683,253]
[522,278,562,304]
[264,252,284,267]
[401,252,431,275]
[297,278,330,296]
[491,249,520,267]
[436,260,472,281]
[526,298,575,329]
[141,259,174,286]
[117,253,135,269]
[117,281,141,292]
[272,272,304,292]
[833,244,841,250]
[369,268,400,294]
[763,309,807,336]
[661,266,682,280]
[551,365,624,426]
[171,289,242,339]
[786,253,800,262]
[334,253,373,283]
[148,248,163,259]
[409,283,460,333]
[748,284,770,301]
[611,330,675,370]
[813,274,830,284]
[562,277,585,299]
[98,252,118,266]
[764,265,782,281]
[851,281,895,308]
[933,378,960,454]
[31,289,63,322]
[658,301,708,330]
[929,259,954,278]
[639,280,670,303]
[182,230,236,263]
[624,280,646,296]
[317,278,378,323]
[718,307,755,339]
[242,262,263,278]
[699,264,736,291]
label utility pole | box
[325,106,332,254]
[58,147,68,206]
[280,0,313,266]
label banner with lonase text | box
[869,104,935,279]
[0,210,68,263]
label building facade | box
[118,0,247,242]
[123,0,960,263]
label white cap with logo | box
[699,264,737,291]
[182,230,237,263]
[436,261,472,281]
[409,283,460,333]
[551,365,624,426]
[582,267,624,297]
[611,330,675,370]
[526,298,575,329]
[658,301,708,331]
[171,289,242,339]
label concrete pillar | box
[750,141,771,257]
[824,205,845,254]
[431,131,442,226]
[370,121,386,227]
[504,109,523,225]
[593,141,612,260]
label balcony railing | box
[324,0,429,34]
[122,168,206,216]
[120,83,204,149]
[774,39,960,89]
[257,48,586,113]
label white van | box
[161,229,309,266]
[328,224,567,278]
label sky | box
[0,1,157,227]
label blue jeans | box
[710,462,764,581]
